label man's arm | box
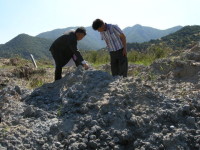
[69,42,84,61]
[112,25,127,56]
[119,33,127,56]
[70,44,89,69]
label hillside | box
[160,25,200,49]
[127,25,200,51]
[37,27,106,50]
[36,27,76,40]
[124,24,182,43]
[0,34,53,59]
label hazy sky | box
[0,0,199,44]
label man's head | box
[75,27,86,41]
[92,19,105,32]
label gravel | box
[0,46,200,150]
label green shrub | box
[128,45,172,65]
[81,45,172,66]
[82,50,110,64]
[29,77,44,88]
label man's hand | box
[122,48,127,56]
[119,33,127,56]
[83,63,89,70]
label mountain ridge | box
[124,24,182,43]
[0,34,52,59]
[127,25,200,51]
[37,25,182,49]
[0,24,192,59]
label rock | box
[50,124,60,134]
[23,106,35,117]
[78,143,87,150]
[186,117,196,125]
[113,137,120,143]
[89,135,96,140]
[57,132,65,141]
[88,140,98,149]
[182,105,191,114]
[15,86,22,95]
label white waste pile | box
[0,65,199,150]
[0,46,200,150]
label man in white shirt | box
[92,19,128,77]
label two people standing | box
[50,19,128,81]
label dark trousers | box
[110,48,128,77]
[51,50,71,81]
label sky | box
[0,0,200,44]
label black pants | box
[110,49,128,77]
[51,50,71,81]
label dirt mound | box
[151,45,200,82]
[0,45,200,149]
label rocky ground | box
[0,45,200,150]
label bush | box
[128,45,172,65]
[82,50,110,65]
[147,44,172,59]
[13,66,46,79]
[81,45,172,66]
[8,56,29,66]
[29,76,44,88]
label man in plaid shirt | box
[92,19,128,77]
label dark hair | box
[75,27,86,35]
[92,19,104,30]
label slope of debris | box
[0,45,200,150]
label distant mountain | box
[37,27,106,50]
[127,25,200,51]
[159,25,200,49]
[0,25,187,59]
[37,25,182,50]
[123,24,182,43]
[37,27,75,40]
[0,34,53,59]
